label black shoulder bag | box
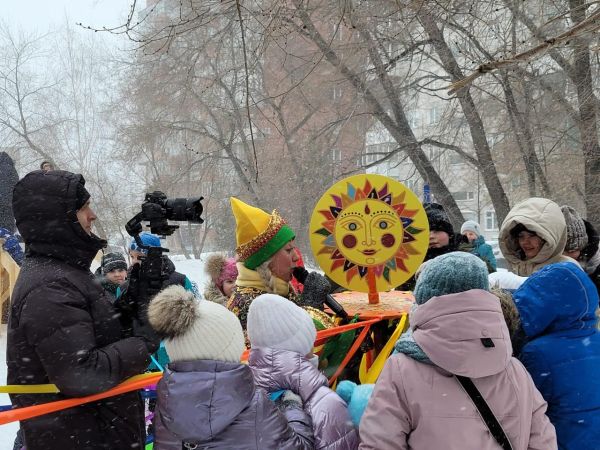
[456,375,514,450]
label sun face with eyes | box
[335,200,403,267]
[310,175,429,292]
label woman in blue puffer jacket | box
[513,262,600,450]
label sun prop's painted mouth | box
[361,249,378,255]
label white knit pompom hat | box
[247,294,317,356]
[148,285,245,363]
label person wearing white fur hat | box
[247,294,359,450]
[148,285,315,450]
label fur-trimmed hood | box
[204,253,237,296]
[205,253,229,281]
[203,283,228,306]
[499,197,573,276]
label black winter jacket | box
[8,170,157,450]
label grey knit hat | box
[560,206,588,252]
[414,252,489,305]
[461,220,482,237]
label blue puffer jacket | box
[514,262,600,450]
[471,235,497,271]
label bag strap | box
[456,375,513,450]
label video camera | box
[124,191,204,299]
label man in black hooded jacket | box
[8,170,160,450]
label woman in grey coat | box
[148,285,314,450]
[248,294,359,450]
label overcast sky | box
[3,0,132,37]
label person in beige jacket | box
[498,198,574,276]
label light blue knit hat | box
[414,252,489,305]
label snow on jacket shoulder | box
[499,197,574,276]
[359,290,557,450]
[249,347,359,450]
[154,359,315,450]
[514,262,600,450]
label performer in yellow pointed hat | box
[230,197,296,271]
[227,197,334,334]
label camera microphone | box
[292,267,349,319]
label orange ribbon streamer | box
[2,317,387,426]
[0,372,163,426]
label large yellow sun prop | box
[310,175,429,301]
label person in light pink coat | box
[359,252,557,450]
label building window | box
[332,86,342,101]
[407,111,419,128]
[485,210,498,231]
[428,147,438,160]
[405,179,419,193]
[332,147,342,163]
[511,175,521,189]
[361,151,378,166]
[429,106,441,124]
[452,191,474,201]
[449,153,463,165]
[332,24,343,41]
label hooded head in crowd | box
[204,254,239,305]
[12,170,106,269]
[499,197,571,276]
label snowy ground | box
[0,256,211,449]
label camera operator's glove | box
[132,315,160,354]
[114,263,150,318]
[299,271,331,310]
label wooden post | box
[366,270,380,304]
